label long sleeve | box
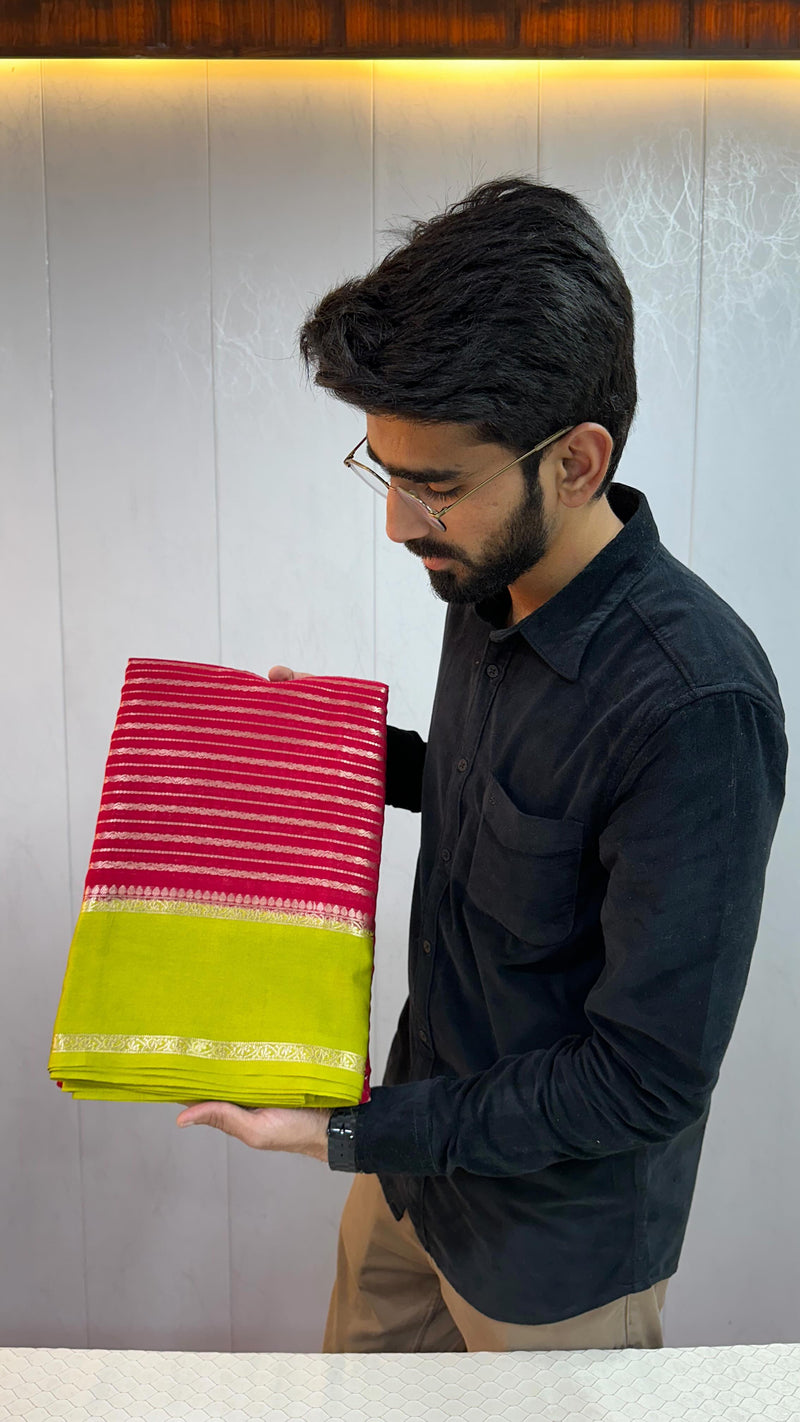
[385,725,427,812]
[354,689,787,1177]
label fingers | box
[177,1101,261,1147]
[176,1102,329,1157]
[267,665,315,681]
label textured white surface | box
[1,1345,799,1421]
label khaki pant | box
[323,1171,669,1352]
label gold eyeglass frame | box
[344,425,578,531]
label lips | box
[422,556,451,569]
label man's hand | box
[176,1102,332,1162]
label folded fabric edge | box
[55,1084,363,1106]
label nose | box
[384,485,441,545]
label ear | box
[554,424,613,508]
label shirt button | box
[441,848,451,862]
[486,664,499,678]
[422,940,431,954]
[418,1029,429,1045]
[457,758,468,773]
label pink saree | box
[48,658,388,1107]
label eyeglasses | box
[343,425,577,532]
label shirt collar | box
[473,483,661,682]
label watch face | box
[329,1108,358,1139]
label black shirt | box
[341,482,787,1326]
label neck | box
[505,497,625,626]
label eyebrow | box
[365,439,467,485]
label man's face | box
[365,414,556,606]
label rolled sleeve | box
[354,690,787,1178]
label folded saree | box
[48,657,388,1108]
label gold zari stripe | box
[81,892,374,935]
[51,1032,365,1072]
[94,830,377,869]
[120,696,383,736]
[97,803,380,841]
[107,745,383,787]
[123,675,385,717]
[104,773,382,814]
[113,719,384,763]
[88,860,375,891]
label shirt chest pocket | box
[465,776,584,948]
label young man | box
[177,178,787,1352]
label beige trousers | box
[323,1171,669,1352]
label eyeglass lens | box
[351,463,444,530]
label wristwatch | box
[326,1105,360,1171]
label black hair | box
[298,175,636,500]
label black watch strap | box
[327,1105,360,1171]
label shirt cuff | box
[352,1082,443,1176]
[385,726,426,812]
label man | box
[177,177,787,1352]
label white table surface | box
[1,1344,798,1421]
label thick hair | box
[298,176,636,500]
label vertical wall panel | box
[370,58,540,1082]
[538,63,708,1341]
[0,59,86,1347]
[209,60,375,683]
[206,59,374,1351]
[539,60,707,564]
[665,61,800,1346]
[41,58,230,1349]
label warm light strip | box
[2,59,800,75]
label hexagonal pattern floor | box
[1,1344,798,1421]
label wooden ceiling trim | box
[1,2,799,59]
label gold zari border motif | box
[81,887,374,937]
[51,1033,365,1072]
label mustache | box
[408,543,457,560]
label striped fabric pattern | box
[87,657,387,924]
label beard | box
[408,472,552,606]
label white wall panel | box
[538,62,708,1341]
[40,58,229,1349]
[0,59,86,1347]
[370,59,540,1083]
[540,60,707,563]
[664,61,800,1347]
[205,59,374,1350]
[208,61,375,683]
